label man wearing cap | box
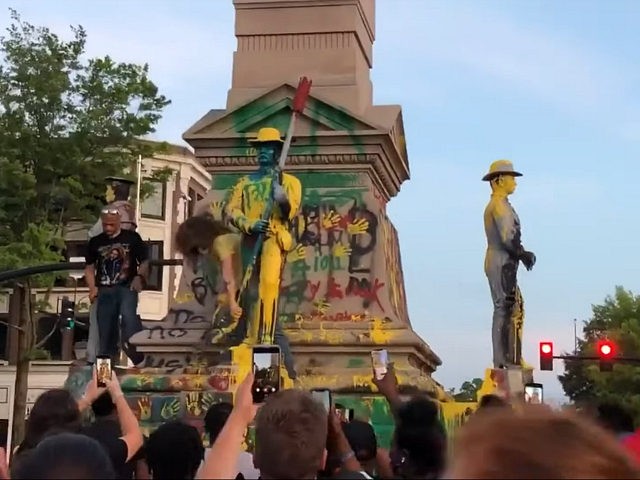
[226,127,302,378]
[86,177,138,364]
[482,160,536,368]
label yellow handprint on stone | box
[209,200,225,220]
[322,211,342,230]
[313,299,331,315]
[186,392,202,417]
[286,244,307,262]
[138,396,151,421]
[347,218,369,235]
[332,243,352,258]
[161,398,181,420]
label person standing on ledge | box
[482,160,536,369]
[86,177,137,365]
[85,208,148,367]
[226,127,302,378]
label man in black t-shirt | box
[85,209,149,366]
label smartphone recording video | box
[311,388,332,413]
[371,349,388,380]
[524,382,544,404]
[252,345,281,404]
[96,355,111,388]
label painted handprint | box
[209,200,226,220]
[138,396,152,421]
[347,218,369,235]
[201,392,217,412]
[331,243,352,258]
[186,392,202,417]
[313,299,331,315]
[286,244,307,262]
[322,211,342,230]
[160,398,181,420]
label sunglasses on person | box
[101,208,121,215]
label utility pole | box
[573,318,578,354]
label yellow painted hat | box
[482,159,523,181]
[249,127,284,144]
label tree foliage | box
[559,286,640,423]
[0,9,171,277]
[450,377,483,402]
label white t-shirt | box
[198,448,260,479]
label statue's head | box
[482,160,522,195]
[250,127,284,168]
[105,177,134,203]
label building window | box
[145,241,164,291]
[187,187,196,218]
[141,181,166,220]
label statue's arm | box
[276,174,302,220]
[226,177,251,233]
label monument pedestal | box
[478,366,534,403]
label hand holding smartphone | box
[252,345,281,404]
[371,349,388,380]
[311,388,332,413]
[96,355,112,388]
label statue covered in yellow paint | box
[226,127,302,346]
[482,160,536,369]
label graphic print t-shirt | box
[86,230,148,287]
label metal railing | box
[0,259,182,284]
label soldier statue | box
[482,160,536,369]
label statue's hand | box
[520,250,536,271]
[248,219,269,234]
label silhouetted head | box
[203,402,233,446]
[91,391,116,418]
[391,396,447,479]
[146,421,204,479]
[11,432,115,479]
[446,405,640,479]
[17,389,80,455]
[254,389,328,479]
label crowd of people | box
[0,364,639,479]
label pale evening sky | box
[3,0,640,401]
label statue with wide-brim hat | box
[214,126,301,380]
[482,159,523,182]
[482,159,535,370]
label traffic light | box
[539,341,553,371]
[60,297,75,329]
[597,339,616,372]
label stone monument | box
[91,0,447,444]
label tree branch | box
[34,316,60,350]
[0,319,25,332]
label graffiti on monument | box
[201,171,411,326]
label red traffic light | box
[539,341,553,371]
[597,340,615,358]
[540,342,553,356]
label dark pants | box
[96,285,144,365]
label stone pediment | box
[183,83,383,143]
